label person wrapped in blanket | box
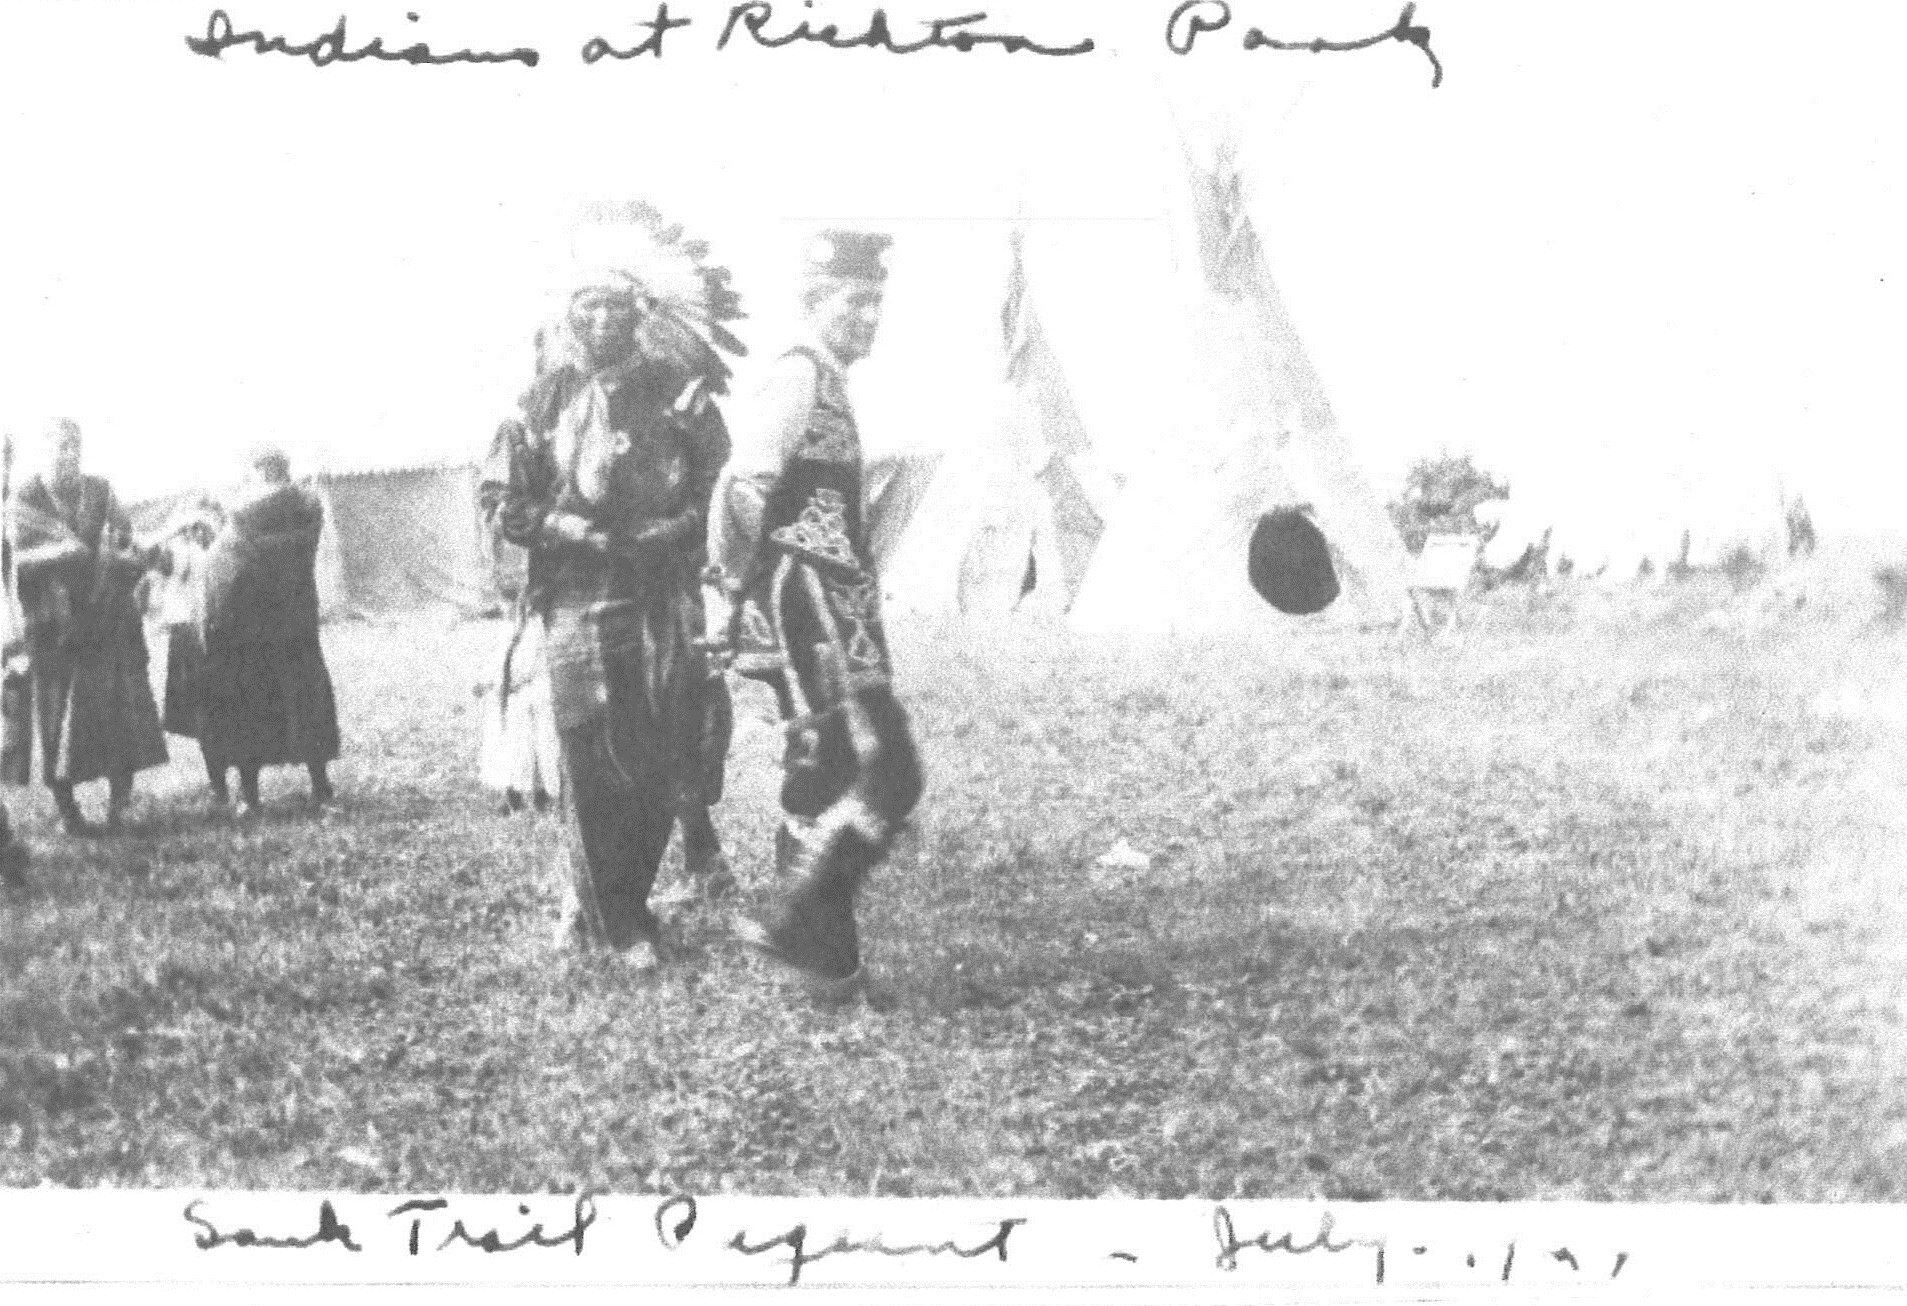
[197,446,342,817]
[706,230,924,1001]
[3,419,168,834]
[479,202,743,971]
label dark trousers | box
[557,720,679,950]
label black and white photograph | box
[2,0,1906,1294]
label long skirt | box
[199,635,341,767]
[30,639,169,786]
[162,624,207,737]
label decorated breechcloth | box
[736,347,920,836]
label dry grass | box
[3,587,1906,1198]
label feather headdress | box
[554,200,748,393]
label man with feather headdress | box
[480,202,744,969]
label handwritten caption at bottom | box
[181,1194,1625,1287]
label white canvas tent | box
[310,464,499,620]
[1472,467,1798,587]
[132,463,501,622]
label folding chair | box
[1409,532,1481,635]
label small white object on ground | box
[1096,838,1153,872]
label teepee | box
[874,226,1116,617]
[875,101,1413,633]
[1069,123,1413,633]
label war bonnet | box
[551,200,748,392]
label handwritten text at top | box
[182,3,1443,86]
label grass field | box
[3,585,1906,1199]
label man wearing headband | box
[707,230,924,1000]
[481,206,743,971]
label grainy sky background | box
[1,0,1901,553]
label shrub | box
[1719,544,1766,594]
[1388,452,1510,555]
